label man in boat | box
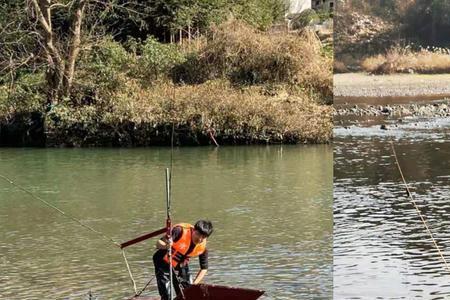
[153,220,213,300]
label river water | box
[334,116,450,299]
[0,145,332,300]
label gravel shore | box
[334,73,450,99]
[334,102,450,117]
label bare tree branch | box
[29,0,52,35]
[63,0,87,95]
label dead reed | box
[361,46,450,74]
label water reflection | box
[0,145,332,299]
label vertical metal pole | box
[165,168,174,300]
[166,167,171,222]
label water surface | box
[334,116,450,299]
[0,145,332,299]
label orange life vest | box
[163,223,207,268]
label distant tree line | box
[106,0,287,42]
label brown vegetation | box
[44,80,332,146]
[1,21,333,146]
[361,47,450,74]
[334,10,396,72]
[333,60,349,73]
[175,21,332,103]
[335,0,450,73]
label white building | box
[286,0,334,15]
[286,0,312,16]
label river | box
[0,145,332,300]
[334,115,450,299]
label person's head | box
[192,220,213,244]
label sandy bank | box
[334,73,450,102]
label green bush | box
[290,9,320,29]
[74,36,186,109]
[231,0,287,30]
[138,37,185,81]
[79,37,133,91]
[0,72,46,119]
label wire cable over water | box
[0,173,153,297]
[0,174,121,248]
[390,141,450,274]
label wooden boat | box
[131,283,265,300]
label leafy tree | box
[229,0,286,30]
[0,1,40,83]
[0,0,143,106]
[100,0,286,42]
[100,0,228,42]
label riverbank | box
[334,73,450,99]
[334,72,450,118]
[335,101,450,119]
[0,81,333,147]
[0,22,332,147]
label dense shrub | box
[177,21,332,103]
[0,73,46,120]
[79,38,134,91]
[44,80,332,146]
[1,21,333,146]
[171,53,210,84]
[290,9,320,30]
[137,37,185,81]
[361,46,450,74]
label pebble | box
[335,102,450,117]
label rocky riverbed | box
[334,72,450,120]
[335,101,450,118]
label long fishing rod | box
[166,167,174,300]
[390,141,450,273]
[167,85,176,300]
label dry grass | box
[181,21,332,102]
[361,46,450,74]
[141,81,332,143]
[46,79,333,145]
[333,60,349,73]
[3,21,333,146]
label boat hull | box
[132,283,264,300]
[180,284,265,300]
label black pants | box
[154,261,191,300]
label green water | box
[0,146,332,299]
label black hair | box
[194,220,213,237]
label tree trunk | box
[31,0,65,106]
[188,24,191,43]
[63,0,86,97]
[196,27,200,50]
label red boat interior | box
[131,283,265,300]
